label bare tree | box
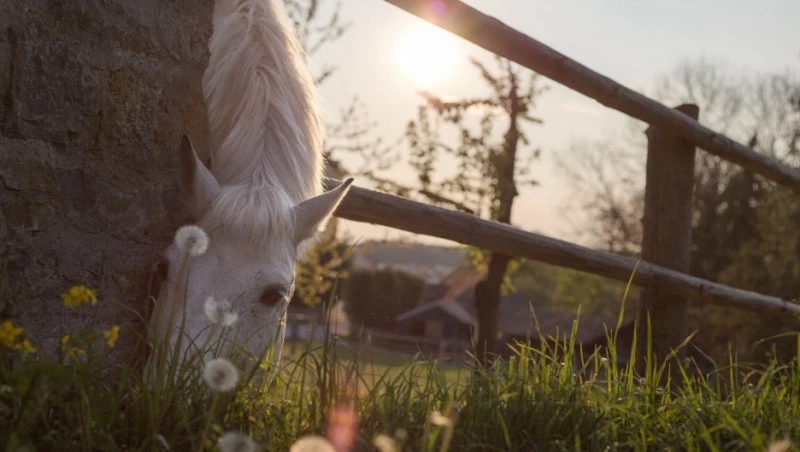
[404,57,546,362]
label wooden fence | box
[329,0,800,363]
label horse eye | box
[260,289,285,307]
[156,258,169,281]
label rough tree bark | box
[0,1,212,360]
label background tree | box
[343,268,427,331]
[511,260,639,319]
[559,57,800,363]
[403,57,546,361]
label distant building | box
[350,241,466,284]
[388,266,636,364]
[393,300,476,349]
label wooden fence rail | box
[383,0,800,190]
[330,179,800,317]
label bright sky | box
[310,0,800,247]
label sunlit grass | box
[3,309,800,450]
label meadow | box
[2,295,800,451]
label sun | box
[394,23,460,88]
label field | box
[3,315,800,451]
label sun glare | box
[394,23,460,88]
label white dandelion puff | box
[174,225,209,256]
[373,434,400,452]
[219,432,257,452]
[204,296,239,326]
[768,439,791,452]
[202,358,240,392]
[289,436,336,452]
[430,410,453,428]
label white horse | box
[147,0,352,375]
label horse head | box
[146,135,352,375]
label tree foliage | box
[404,58,544,218]
[512,260,639,319]
[343,268,427,331]
[292,232,353,308]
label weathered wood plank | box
[382,0,800,189]
[329,180,800,317]
[638,104,698,365]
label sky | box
[307,0,800,247]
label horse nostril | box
[259,289,285,308]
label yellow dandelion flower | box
[62,285,97,307]
[64,346,85,361]
[60,335,84,360]
[103,325,120,348]
[14,339,37,354]
[0,320,23,348]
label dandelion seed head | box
[768,439,791,452]
[430,410,453,428]
[373,434,400,452]
[202,358,240,392]
[174,225,209,256]
[289,436,336,452]
[219,432,257,452]
[204,297,239,327]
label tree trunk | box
[474,69,521,364]
[475,252,512,361]
[0,2,212,360]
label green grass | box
[282,340,467,388]
[3,317,800,451]
[2,263,799,451]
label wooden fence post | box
[636,104,699,374]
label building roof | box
[395,299,477,327]
[423,267,485,304]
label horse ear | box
[293,178,354,244]
[178,135,220,218]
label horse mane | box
[202,0,325,247]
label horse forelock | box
[204,0,324,205]
[202,181,296,253]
